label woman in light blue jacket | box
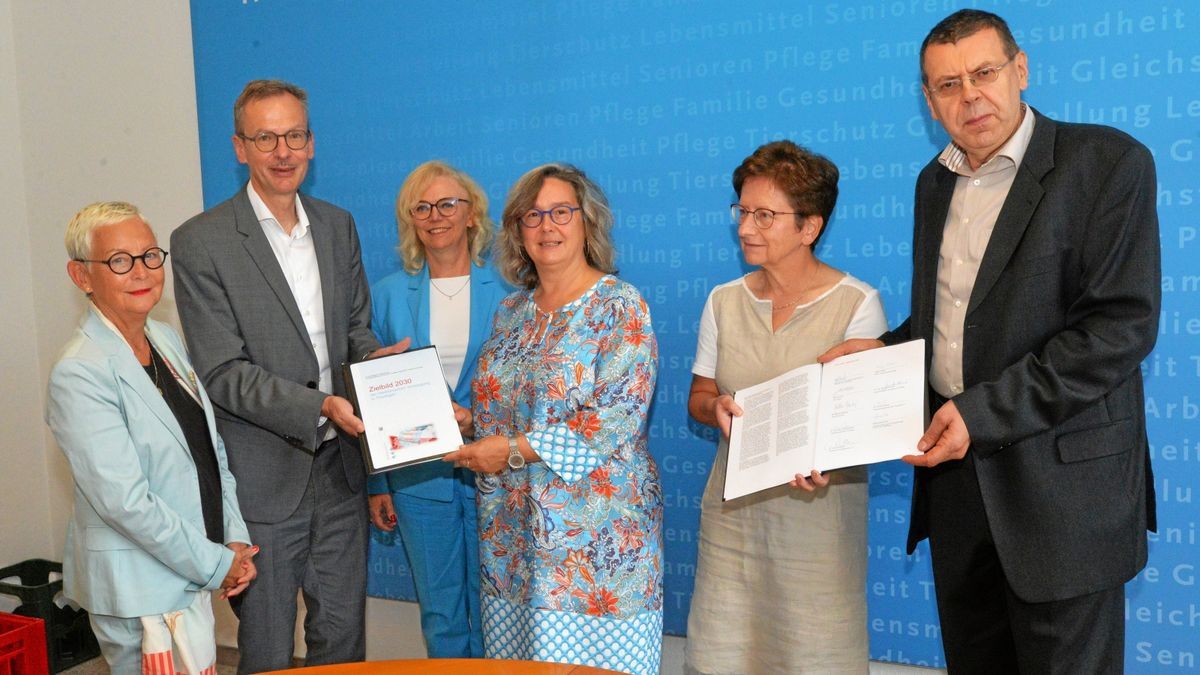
[366,162,509,658]
[46,202,256,675]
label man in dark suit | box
[822,10,1159,673]
[171,80,403,673]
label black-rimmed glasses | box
[411,198,470,220]
[76,247,169,274]
[928,58,1014,98]
[731,204,802,229]
[237,129,311,152]
[520,205,581,228]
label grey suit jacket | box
[884,109,1160,602]
[171,187,381,523]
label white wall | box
[1,0,206,573]
[0,0,52,569]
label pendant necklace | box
[430,277,470,300]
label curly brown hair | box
[732,140,839,247]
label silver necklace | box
[430,276,470,300]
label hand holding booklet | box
[724,339,926,500]
[342,345,463,475]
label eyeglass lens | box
[932,60,1009,98]
[521,206,578,228]
[412,198,465,219]
[731,205,775,228]
[105,248,168,274]
[249,130,310,152]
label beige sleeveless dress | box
[685,276,881,675]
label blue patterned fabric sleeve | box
[526,286,657,484]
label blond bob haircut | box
[395,161,495,274]
[233,79,308,135]
[497,164,617,289]
[65,201,146,261]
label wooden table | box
[263,659,623,674]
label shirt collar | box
[938,102,1035,176]
[246,182,310,238]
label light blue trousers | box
[392,469,483,658]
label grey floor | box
[62,646,239,674]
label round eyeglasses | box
[411,198,469,220]
[76,247,169,275]
[731,204,803,229]
[237,129,311,153]
[520,205,581,228]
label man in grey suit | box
[171,80,403,673]
[823,10,1159,673]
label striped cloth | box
[139,593,217,675]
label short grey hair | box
[920,10,1020,85]
[234,79,308,134]
[65,201,146,260]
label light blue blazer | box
[366,263,510,501]
[45,306,250,618]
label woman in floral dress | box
[444,164,662,675]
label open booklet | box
[342,345,463,475]
[724,339,926,500]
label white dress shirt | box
[246,184,335,438]
[929,104,1035,398]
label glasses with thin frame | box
[928,58,1014,98]
[237,129,311,152]
[731,204,802,229]
[520,205,581,228]
[75,247,169,275]
[411,197,470,220]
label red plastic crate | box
[0,613,48,675]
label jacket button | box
[306,381,317,389]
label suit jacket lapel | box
[304,194,340,361]
[82,310,189,451]
[410,266,430,348]
[233,188,310,340]
[459,267,494,392]
[917,168,956,340]
[148,321,224,452]
[968,112,1054,316]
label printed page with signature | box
[724,339,925,500]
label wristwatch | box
[506,436,526,470]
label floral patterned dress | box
[471,275,662,675]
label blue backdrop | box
[190,1,1198,668]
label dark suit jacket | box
[883,109,1160,603]
[171,187,381,523]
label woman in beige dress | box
[685,141,888,674]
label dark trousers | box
[924,444,1125,674]
[232,440,368,674]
